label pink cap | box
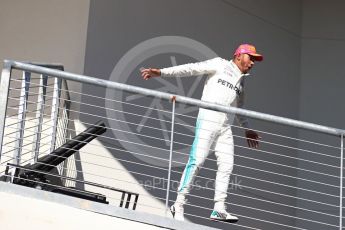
[234,44,263,61]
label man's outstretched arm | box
[140,58,219,80]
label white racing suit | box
[160,57,250,207]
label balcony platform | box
[0,182,220,230]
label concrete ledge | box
[0,182,220,230]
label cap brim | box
[249,53,263,61]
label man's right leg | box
[171,113,216,220]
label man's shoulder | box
[211,57,232,63]
[209,57,223,60]
[206,57,229,63]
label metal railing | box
[0,60,344,230]
[0,62,71,175]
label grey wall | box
[299,0,345,128]
[0,0,90,114]
[82,0,303,229]
[295,1,345,229]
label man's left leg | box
[210,127,238,222]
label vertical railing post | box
[49,77,62,152]
[31,74,48,163]
[61,81,72,186]
[60,95,71,185]
[340,134,343,230]
[165,96,176,216]
[0,61,12,160]
[13,71,31,165]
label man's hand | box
[245,129,261,149]
[140,68,161,80]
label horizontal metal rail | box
[5,60,345,137]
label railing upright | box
[49,77,62,152]
[31,74,48,163]
[165,97,176,216]
[60,85,71,182]
[0,62,12,160]
[13,71,31,165]
[340,134,344,230]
